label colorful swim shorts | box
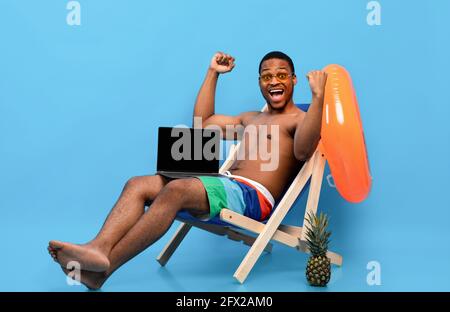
[196,175,274,221]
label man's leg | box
[54,178,209,288]
[48,175,170,271]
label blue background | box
[0,0,449,291]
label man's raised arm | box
[293,70,328,161]
[193,52,252,140]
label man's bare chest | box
[242,114,298,140]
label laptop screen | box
[157,127,220,173]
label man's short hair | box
[258,51,295,74]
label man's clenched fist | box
[307,70,328,98]
[210,52,235,74]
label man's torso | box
[229,106,306,200]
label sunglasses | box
[259,72,295,83]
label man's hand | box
[294,70,327,161]
[210,52,235,74]
[307,70,328,98]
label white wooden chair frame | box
[156,107,343,284]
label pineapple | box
[304,212,332,287]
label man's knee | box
[159,178,208,212]
[123,175,164,198]
[124,176,145,192]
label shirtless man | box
[48,51,327,290]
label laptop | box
[156,127,221,179]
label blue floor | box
[2,171,449,292]
[0,214,398,292]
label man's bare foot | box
[48,246,58,262]
[62,267,108,290]
[49,240,110,272]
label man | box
[48,51,327,289]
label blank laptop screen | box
[157,127,220,173]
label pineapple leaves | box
[303,211,331,257]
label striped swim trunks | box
[196,174,275,221]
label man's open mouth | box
[268,88,284,102]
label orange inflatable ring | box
[320,64,372,203]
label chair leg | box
[326,251,343,266]
[232,235,268,284]
[231,156,315,284]
[227,229,273,253]
[156,223,192,266]
[301,151,326,241]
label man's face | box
[259,58,297,111]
